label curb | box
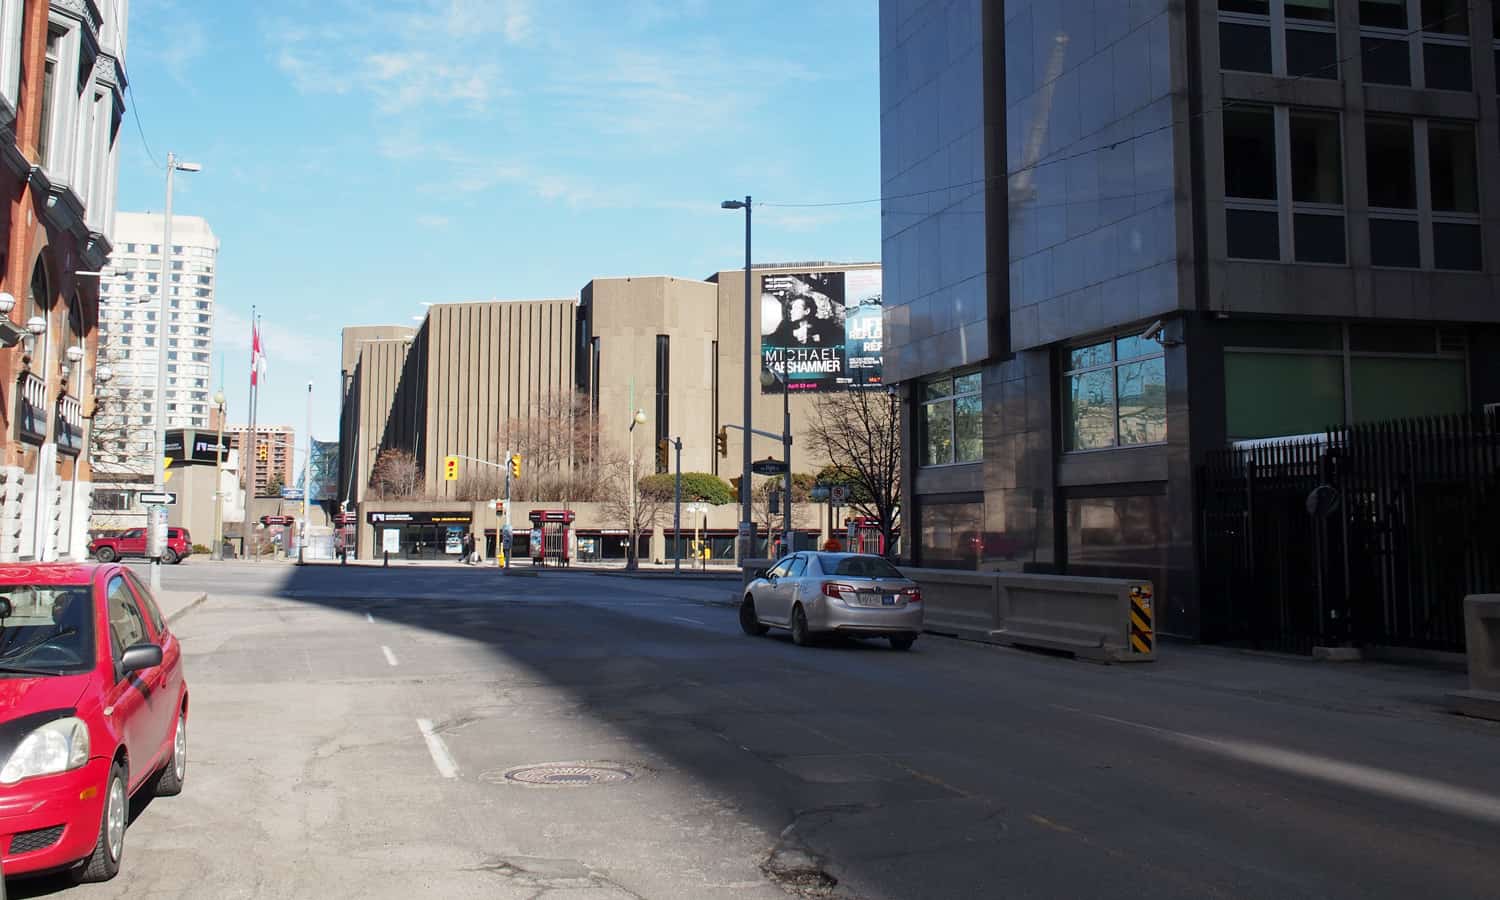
[167,592,209,624]
[582,571,740,582]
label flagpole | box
[241,308,259,561]
[301,381,311,562]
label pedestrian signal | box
[715,427,728,458]
[443,455,459,481]
[509,454,521,479]
[656,438,669,470]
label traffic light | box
[443,455,459,481]
[257,443,268,461]
[656,438,669,471]
[715,427,728,458]
[163,457,174,483]
[509,453,521,479]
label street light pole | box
[149,152,201,594]
[627,408,646,570]
[672,436,682,575]
[211,390,225,560]
[721,196,752,559]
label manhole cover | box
[487,762,639,787]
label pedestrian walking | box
[461,532,475,565]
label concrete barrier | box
[900,567,1155,663]
[896,567,1000,642]
[1450,595,1500,721]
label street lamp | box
[211,389,227,560]
[721,196,753,560]
[22,315,45,366]
[150,152,201,593]
[627,408,647,570]
[760,367,792,554]
[0,292,23,349]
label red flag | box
[251,321,267,385]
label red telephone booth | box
[846,517,886,555]
[528,509,576,566]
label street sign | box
[830,485,852,503]
[751,457,788,476]
[139,491,177,505]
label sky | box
[115,0,882,444]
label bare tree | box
[600,447,667,568]
[806,389,902,558]
[497,391,607,502]
[369,449,423,499]
[86,387,153,479]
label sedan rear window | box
[829,556,904,579]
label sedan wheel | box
[790,605,812,647]
[889,635,916,651]
[95,547,117,563]
[77,761,127,882]
[739,596,770,636]
[156,710,187,796]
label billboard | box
[760,269,882,393]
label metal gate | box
[1199,413,1499,653]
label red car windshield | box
[0,584,96,675]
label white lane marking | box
[416,718,459,779]
[1059,706,1500,826]
[671,616,706,626]
[366,612,375,624]
[381,645,399,666]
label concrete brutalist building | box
[338,263,881,562]
[880,0,1500,638]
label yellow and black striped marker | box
[1129,585,1154,655]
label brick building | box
[224,423,296,497]
[0,0,129,561]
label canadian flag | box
[251,320,268,385]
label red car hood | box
[0,674,90,717]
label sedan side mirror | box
[121,642,163,674]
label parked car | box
[88,528,192,565]
[0,563,188,884]
[740,552,923,650]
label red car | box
[88,527,192,565]
[0,563,188,884]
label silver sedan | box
[740,552,923,650]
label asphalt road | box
[13,562,1500,899]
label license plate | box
[882,594,897,606]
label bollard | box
[383,550,389,568]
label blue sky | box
[116,0,882,442]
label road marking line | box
[416,718,459,779]
[366,612,375,624]
[381,645,399,666]
[1058,705,1500,826]
[671,616,705,626]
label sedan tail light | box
[822,582,855,599]
[902,587,922,603]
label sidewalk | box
[156,589,208,623]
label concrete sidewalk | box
[156,589,207,623]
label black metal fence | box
[1199,413,1500,653]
